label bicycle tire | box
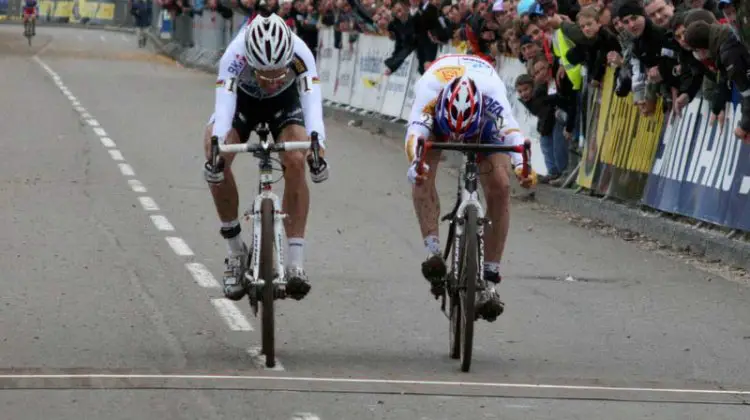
[460,206,479,372]
[447,223,461,360]
[259,198,276,368]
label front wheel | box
[459,206,479,372]
[259,198,276,368]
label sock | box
[221,220,245,256]
[484,261,501,273]
[424,235,441,256]
[288,237,305,268]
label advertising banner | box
[642,99,750,231]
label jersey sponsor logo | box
[292,55,307,75]
[483,96,504,118]
[228,54,246,75]
[432,65,466,83]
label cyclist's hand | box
[514,165,538,189]
[407,159,429,185]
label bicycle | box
[23,15,36,46]
[212,122,324,369]
[415,137,531,373]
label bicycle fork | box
[245,193,288,304]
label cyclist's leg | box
[475,150,511,320]
[268,87,313,299]
[411,135,446,293]
[203,95,255,300]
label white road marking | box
[247,347,285,371]
[100,35,106,42]
[99,137,116,148]
[74,106,85,113]
[0,373,747,398]
[128,179,147,193]
[290,413,320,420]
[120,34,128,42]
[108,149,124,161]
[138,196,159,211]
[87,119,99,126]
[150,215,175,231]
[81,112,92,119]
[93,127,107,137]
[68,95,77,102]
[165,237,194,256]
[185,263,219,288]
[211,299,253,331]
[118,163,135,176]
[77,34,83,41]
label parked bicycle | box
[415,137,531,372]
[213,122,324,369]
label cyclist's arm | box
[404,76,437,163]
[211,30,246,142]
[292,35,326,148]
[485,79,525,168]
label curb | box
[0,19,136,33]
[144,29,750,272]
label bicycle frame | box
[215,124,321,296]
[446,152,487,293]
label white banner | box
[330,36,357,105]
[350,35,390,112]
[317,29,339,101]
[380,50,414,117]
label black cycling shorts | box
[232,84,305,143]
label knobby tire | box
[460,206,478,372]
[260,198,276,368]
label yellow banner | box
[37,0,114,21]
[577,67,665,189]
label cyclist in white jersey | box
[404,54,537,322]
[203,13,329,302]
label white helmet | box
[244,14,295,71]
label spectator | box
[384,0,416,74]
[529,52,575,182]
[684,19,750,142]
[130,0,152,48]
[516,71,567,184]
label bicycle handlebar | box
[415,138,532,178]
[215,131,321,154]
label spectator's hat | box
[614,0,644,19]
[517,0,535,15]
[492,0,504,12]
[717,0,731,9]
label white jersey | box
[404,54,524,167]
[211,25,325,145]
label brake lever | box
[210,136,225,172]
[308,131,322,170]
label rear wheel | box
[459,206,479,372]
[259,198,276,368]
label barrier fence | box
[13,5,747,237]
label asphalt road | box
[1,25,750,419]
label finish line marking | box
[0,374,748,396]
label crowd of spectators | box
[156,0,748,184]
